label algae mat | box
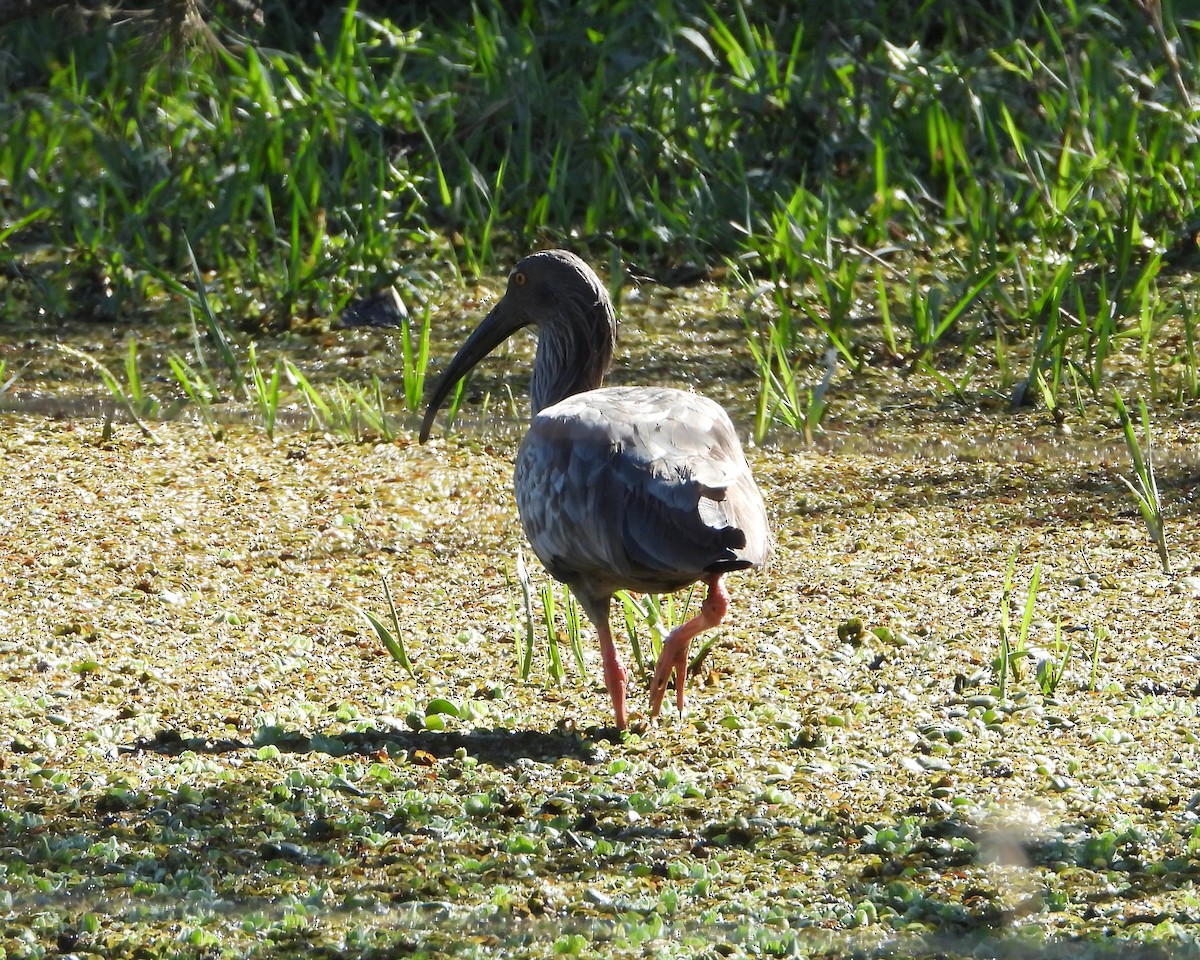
[1,412,1198,958]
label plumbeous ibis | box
[419,250,771,729]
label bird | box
[419,250,770,730]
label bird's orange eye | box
[513,271,527,287]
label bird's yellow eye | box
[513,271,527,287]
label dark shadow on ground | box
[120,723,606,765]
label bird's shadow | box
[121,723,613,767]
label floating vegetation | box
[1,1,1199,957]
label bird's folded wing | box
[515,387,769,595]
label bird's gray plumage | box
[515,386,768,600]
[420,249,771,729]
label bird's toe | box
[648,639,689,720]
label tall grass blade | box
[248,343,283,440]
[184,236,245,394]
[167,353,221,436]
[358,574,416,679]
[563,585,586,677]
[619,591,646,674]
[1113,393,1170,574]
[515,547,536,681]
[401,305,433,412]
[540,583,564,684]
[997,549,1017,698]
[284,361,333,433]
[920,265,1001,352]
[58,344,156,440]
[121,340,158,418]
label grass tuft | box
[358,574,417,680]
[995,550,1042,699]
[58,344,157,440]
[1113,393,1170,575]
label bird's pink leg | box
[649,574,729,720]
[595,620,629,730]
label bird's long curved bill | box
[419,300,522,442]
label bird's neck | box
[529,309,616,414]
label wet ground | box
[1,296,1199,958]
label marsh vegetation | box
[1,1,1199,957]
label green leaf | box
[425,698,460,718]
[358,578,416,680]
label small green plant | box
[743,312,836,445]
[1178,295,1199,399]
[357,574,416,679]
[283,362,398,442]
[248,343,284,440]
[280,360,394,442]
[434,378,470,436]
[620,592,666,674]
[167,352,221,438]
[58,343,156,440]
[995,551,1041,699]
[619,591,649,677]
[510,552,588,685]
[1014,259,1075,413]
[322,384,364,441]
[184,237,245,394]
[1113,393,1170,574]
[916,358,982,406]
[362,376,397,442]
[513,547,538,682]
[617,587,698,677]
[1035,619,1071,695]
[874,271,898,358]
[400,303,434,413]
[561,585,586,677]
[910,265,1000,359]
[539,583,565,685]
[121,340,158,419]
[285,361,335,433]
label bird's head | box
[420,250,618,441]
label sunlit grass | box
[507,548,716,701]
[57,343,157,440]
[1114,392,1171,575]
[0,0,1198,442]
[358,574,417,680]
[994,551,1042,700]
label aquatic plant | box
[1114,392,1170,574]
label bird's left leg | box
[597,619,633,729]
[596,619,629,730]
[575,591,628,729]
[648,574,729,719]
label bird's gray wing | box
[514,386,770,597]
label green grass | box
[358,574,417,680]
[512,546,541,683]
[995,551,1042,700]
[57,342,158,440]
[1,1,1198,442]
[508,553,713,697]
[399,303,434,413]
[1114,392,1171,574]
